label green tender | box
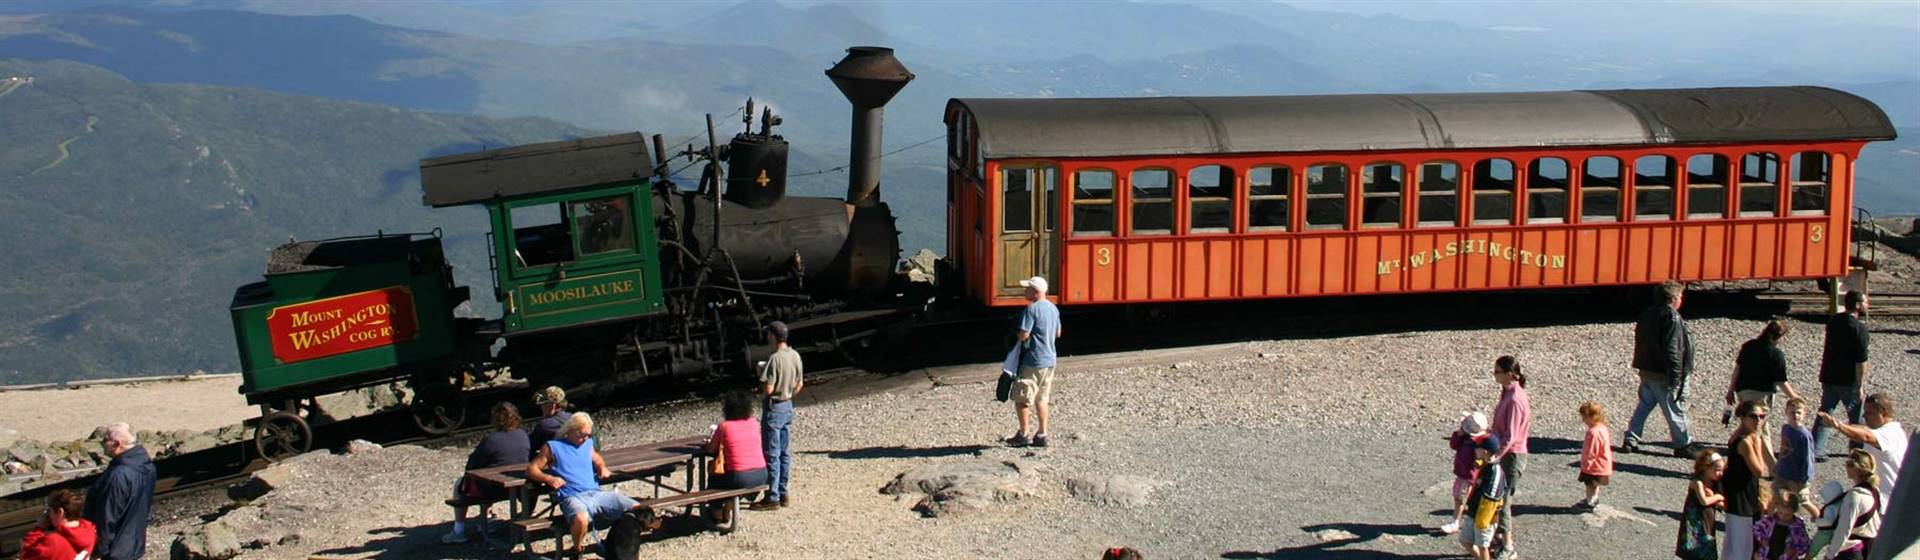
[229,235,460,404]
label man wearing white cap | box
[1008,276,1062,447]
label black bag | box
[995,371,1015,402]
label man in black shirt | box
[1724,319,1801,422]
[528,386,573,459]
[1625,280,1696,457]
[444,402,529,544]
[1813,291,1870,458]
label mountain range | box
[0,0,1914,381]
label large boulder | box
[1064,474,1167,507]
[881,460,1043,517]
[173,434,221,456]
[6,440,42,463]
[170,519,241,560]
[228,463,297,502]
[214,423,250,444]
[344,439,383,455]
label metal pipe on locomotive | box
[227,47,919,460]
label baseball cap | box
[1019,276,1048,294]
[765,321,789,342]
[1460,411,1489,436]
[1476,434,1503,452]
[534,386,567,406]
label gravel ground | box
[142,314,1920,559]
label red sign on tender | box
[267,286,419,364]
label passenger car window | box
[1130,169,1174,235]
[1248,166,1291,231]
[1188,165,1235,233]
[1582,156,1623,222]
[1417,162,1459,227]
[1003,167,1033,233]
[1633,155,1676,220]
[1072,169,1116,236]
[1361,163,1404,228]
[1738,153,1780,217]
[1472,159,1515,225]
[1791,152,1829,215]
[1527,158,1569,224]
[1686,154,1729,218]
[1305,164,1349,230]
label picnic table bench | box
[463,435,766,558]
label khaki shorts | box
[1011,366,1055,407]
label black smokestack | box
[825,46,913,208]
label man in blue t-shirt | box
[1008,276,1062,447]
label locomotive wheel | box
[254,411,313,462]
[410,385,468,436]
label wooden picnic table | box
[465,435,712,553]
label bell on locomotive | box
[723,98,788,210]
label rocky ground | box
[140,312,1920,560]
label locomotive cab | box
[420,133,667,335]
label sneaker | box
[1438,519,1461,535]
[1495,549,1519,560]
[1574,499,1597,511]
[1005,433,1030,447]
[439,531,470,545]
[1618,439,1640,455]
[1032,433,1050,447]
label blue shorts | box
[558,490,637,525]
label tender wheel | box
[254,411,312,462]
[410,385,468,436]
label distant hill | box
[0,59,594,383]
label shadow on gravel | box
[317,524,485,559]
[1612,461,1689,480]
[1635,506,1685,523]
[802,444,992,459]
[1219,523,1456,559]
[1527,436,1583,456]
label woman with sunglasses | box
[1722,399,1777,560]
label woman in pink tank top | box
[708,390,769,489]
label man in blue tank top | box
[527,412,636,556]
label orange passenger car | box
[944,87,1896,308]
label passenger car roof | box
[951,87,1895,160]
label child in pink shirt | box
[1442,411,1490,535]
[1578,400,1614,510]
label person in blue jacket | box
[84,422,156,560]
